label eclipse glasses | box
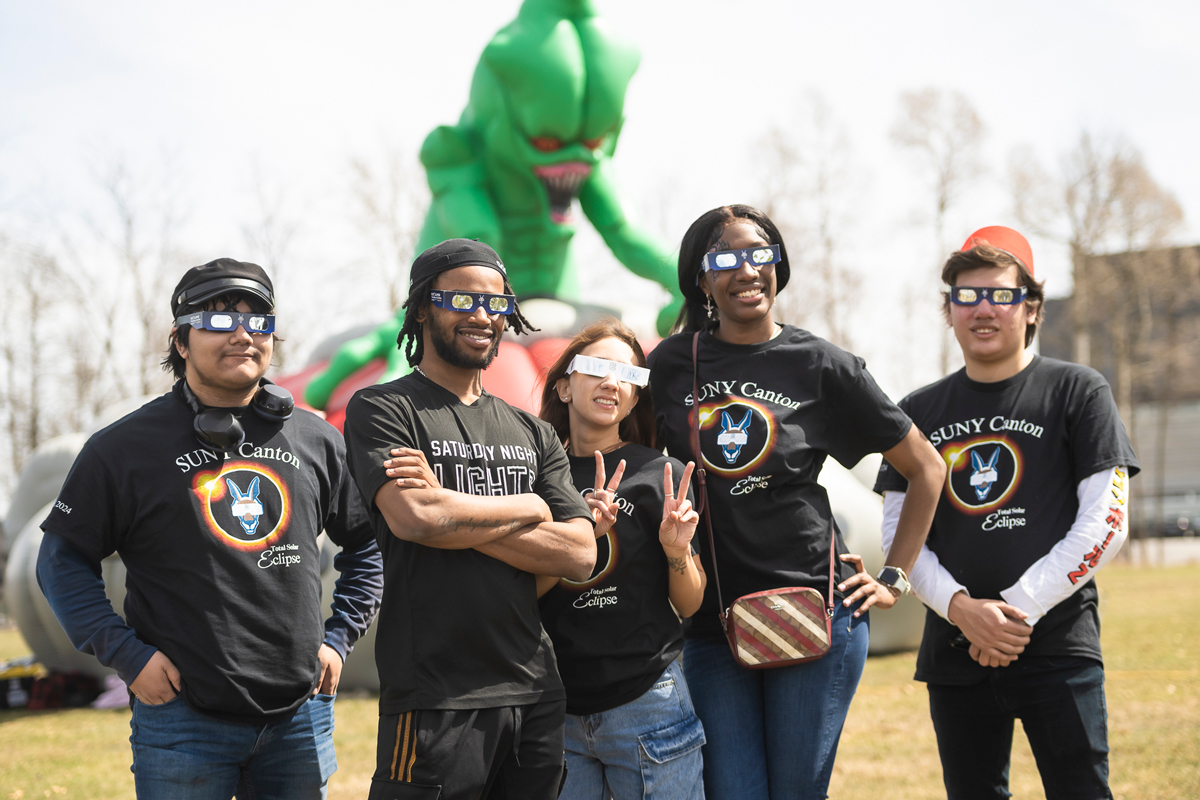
[566,355,650,387]
[429,290,516,315]
[176,311,276,334]
[948,286,1028,306]
[700,244,782,274]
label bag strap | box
[690,332,726,619]
[825,522,836,618]
[691,331,838,622]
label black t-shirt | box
[42,383,375,724]
[539,444,695,715]
[873,356,1140,684]
[343,371,591,714]
[648,325,911,638]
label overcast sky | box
[2,0,1197,396]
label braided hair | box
[397,274,539,367]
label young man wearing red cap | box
[37,258,384,799]
[874,227,1138,798]
[342,239,597,799]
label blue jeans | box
[130,692,337,800]
[562,659,705,800]
[927,657,1111,800]
[682,603,869,800]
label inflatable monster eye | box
[531,137,563,152]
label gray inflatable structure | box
[3,347,923,691]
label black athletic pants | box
[368,700,567,800]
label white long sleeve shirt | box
[881,466,1131,626]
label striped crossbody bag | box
[690,331,835,669]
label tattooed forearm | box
[436,515,522,535]
[667,555,689,575]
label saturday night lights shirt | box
[343,371,591,714]
[874,356,1139,683]
[648,325,911,638]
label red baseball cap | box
[961,226,1034,277]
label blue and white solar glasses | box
[948,286,1028,306]
[430,290,517,315]
[700,244,782,275]
[176,311,276,334]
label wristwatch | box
[875,565,911,597]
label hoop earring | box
[704,294,717,320]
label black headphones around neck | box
[178,378,294,454]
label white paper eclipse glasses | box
[566,355,650,387]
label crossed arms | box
[376,448,596,582]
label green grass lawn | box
[3,564,1198,799]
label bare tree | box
[348,149,428,313]
[0,243,68,490]
[1010,133,1182,373]
[1009,145,1060,235]
[243,161,299,280]
[1061,134,1130,368]
[891,88,986,374]
[1013,133,1188,539]
[88,151,187,398]
[1111,153,1184,251]
[753,124,810,331]
[1104,154,1184,419]
[1010,133,1179,368]
[242,161,300,370]
[754,92,863,350]
[51,229,140,423]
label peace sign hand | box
[659,461,698,552]
[587,451,626,539]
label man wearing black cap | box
[874,228,1137,799]
[342,239,597,799]
[37,258,384,799]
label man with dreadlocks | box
[342,239,597,799]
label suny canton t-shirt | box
[540,444,696,715]
[874,356,1140,684]
[343,371,591,714]
[42,383,375,723]
[648,325,911,639]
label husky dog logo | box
[227,476,264,537]
[969,448,1000,501]
[716,410,752,464]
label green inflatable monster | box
[305,0,679,410]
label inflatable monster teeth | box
[534,162,592,223]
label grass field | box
[2,564,1197,799]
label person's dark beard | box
[429,317,503,369]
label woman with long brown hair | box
[537,318,707,800]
